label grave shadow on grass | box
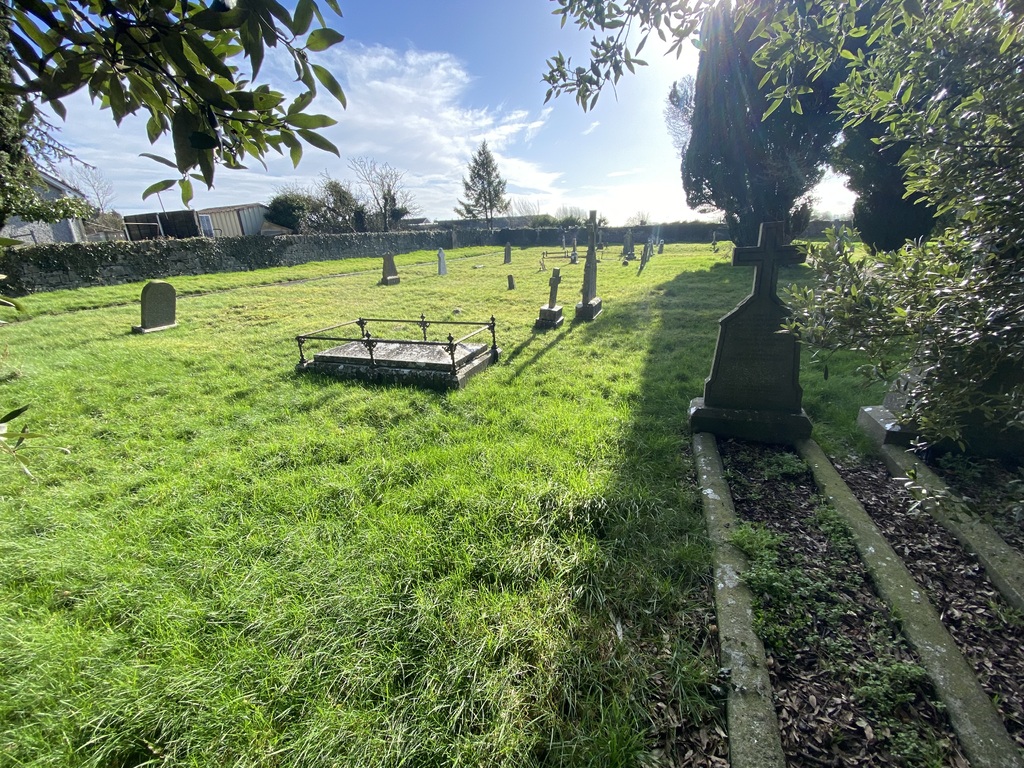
[503,322,580,380]
[541,266,733,764]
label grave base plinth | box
[299,340,498,390]
[535,305,564,330]
[379,276,400,286]
[574,298,602,322]
[689,397,811,444]
[132,323,176,334]
[857,406,918,448]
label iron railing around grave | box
[296,314,498,376]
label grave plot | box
[295,315,500,390]
[718,439,968,767]
[837,460,1024,750]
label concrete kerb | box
[693,432,786,768]
[878,443,1024,615]
[797,438,1023,768]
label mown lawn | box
[0,244,882,766]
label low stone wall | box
[0,229,492,296]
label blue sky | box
[54,0,854,225]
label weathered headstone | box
[507,274,516,290]
[539,254,546,271]
[658,239,665,254]
[132,280,177,334]
[622,229,633,258]
[689,221,811,442]
[380,253,400,286]
[535,267,564,329]
[437,248,447,276]
[504,242,512,264]
[575,210,603,321]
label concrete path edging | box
[693,432,786,768]
[879,443,1024,614]
[797,438,1023,768]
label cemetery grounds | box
[0,245,1021,766]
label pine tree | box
[455,142,510,231]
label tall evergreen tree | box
[455,141,510,231]
[682,3,840,245]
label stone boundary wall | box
[0,229,492,296]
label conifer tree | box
[455,142,510,231]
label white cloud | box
[54,43,555,220]
[582,121,600,136]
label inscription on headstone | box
[689,221,811,442]
[132,280,177,334]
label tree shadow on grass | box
[539,265,741,765]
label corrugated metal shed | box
[197,203,269,237]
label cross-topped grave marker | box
[575,210,603,321]
[689,221,811,442]
[733,220,802,301]
[535,267,564,329]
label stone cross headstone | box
[575,210,603,321]
[380,253,400,286]
[504,242,512,264]
[132,280,177,334]
[507,274,516,290]
[689,221,811,442]
[535,267,564,329]
[547,268,561,308]
[437,248,447,276]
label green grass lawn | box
[0,244,884,766]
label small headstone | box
[380,253,400,286]
[689,221,811,443]
[504,242,512,264]
[569,250,578,265]
[539,254,546,271]
[535,267,564,329]
[576,210,603,321]
[437,248,447,276]
[622,229,634,259]
[132,280,177,333]
[507,274,515,290]
[658,239,665,254]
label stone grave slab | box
[132,280,177,333]
[304,340,495,390]
[689,221,811,443]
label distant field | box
[0,244,882,766]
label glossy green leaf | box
[312,64,346,107]
[171,107,201,172]
[306,28,344,52]
[140,152,179,169]
[285,112,336,129]
[296,128,339,156]
[292,0,315,34]
[142,179,177,200]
